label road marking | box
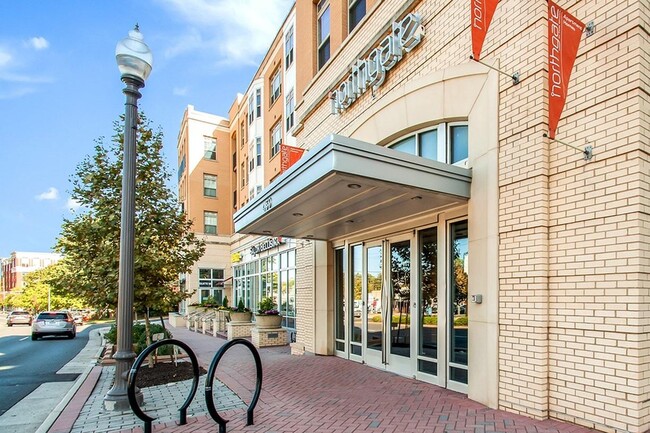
[19,337,28,341]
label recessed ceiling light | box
[305,234,314,238]
[412,196,423,200]
[293,212,303,217]
[345,219,354,223]
[263,230,271,234]
[347,183,361,189]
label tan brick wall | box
[286,0,650,431]
[295,240,315,353]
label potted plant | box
[230,299,252,323]
[254,297,282,329]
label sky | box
[0,0,293,258]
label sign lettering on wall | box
[547,1,585,139]
[330,12,425,114]
[250,237,285,256]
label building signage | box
[547,0,585,139]
[250,237,285,256]
[280,144,305,172]
[330,12,425,114]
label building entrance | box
[334,219,469,391]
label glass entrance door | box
[386,238,412,375]
[363,242,384,368]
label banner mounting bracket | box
[585,21,596,37]
[543,133,594,161]
[470,56,520,85]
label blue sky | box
[0,0,293,257]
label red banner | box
[280,144,305,172]
[471,0,499,61]
[548,1,585,139]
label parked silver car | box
[31,311,76,340]
[7,311,33,326]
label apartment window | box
[232,152,237,171]
[270,70,281,105]
[256,88,262,117]
[233,191,237,210]
[349,0,366,32]
[286,90,295,131]
[198,268,225,304]
[249,157,254,172]
[203,174,217,197]
[271,121,282,158]
[285,25,294,67]
[241,162,245,187]
[204,137,217,160]
[388,123,469,166]
[317,0,331,69]
[256,137,262,166]
[204,211,217,234]
[248,94,254,124]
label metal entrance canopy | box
[233,134,472,241]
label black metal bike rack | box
[127,339,200,433]
[205,339,263,433]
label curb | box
[35,326,109,433]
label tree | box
[54,113,205,320]
[13,264,83,313]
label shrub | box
[104,322,172,355]
[257,297,278,315]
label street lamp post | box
[103,25,153,411]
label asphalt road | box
[0,320,98,416]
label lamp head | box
[115,25,153,83]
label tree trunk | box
[145,310,154,368]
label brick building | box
[180,1,649,431]
[1,252,62,302]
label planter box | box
[254,314,282,329]
[230,311,252,323]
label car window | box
[11,311,29,316]
[37,313,67,320]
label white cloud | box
[157,0,293,66]
[173,86,188,96]
[66,197,82,212]
[0,49,11,68]
[36,187,59,201]
[29,37,49,50]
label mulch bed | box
[134,361,207,388]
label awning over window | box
[233,134,472,241]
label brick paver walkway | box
[107,325,601,433]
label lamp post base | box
[103,387,144,412]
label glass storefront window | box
[449,221,468,384]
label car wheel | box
[31,334,38,341]
[68,332,76,339]
[7,323,12,327]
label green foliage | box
[221,296,229,309]
[199,296,220,307]
[53,113,205,314]
[233,298,251,312]
[9,264,85,313]
[104,322,172,355]
[257,296,277,314]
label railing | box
[126,338,262,433]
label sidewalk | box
[48,325,602,433]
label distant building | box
[176,106,233,310]
[1,252,62,301]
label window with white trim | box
[204,211,217,234]
[255,88,261,117]
[204,137,216,160]
[256,137,262,166]
[203,174,217,197]
[270,69,281,105]
[317,0,331,70]
[388,123,469,167]
[349,0,366,32]
[270,121,282,158]
[285,25,294,67]
[286,89,295,131]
